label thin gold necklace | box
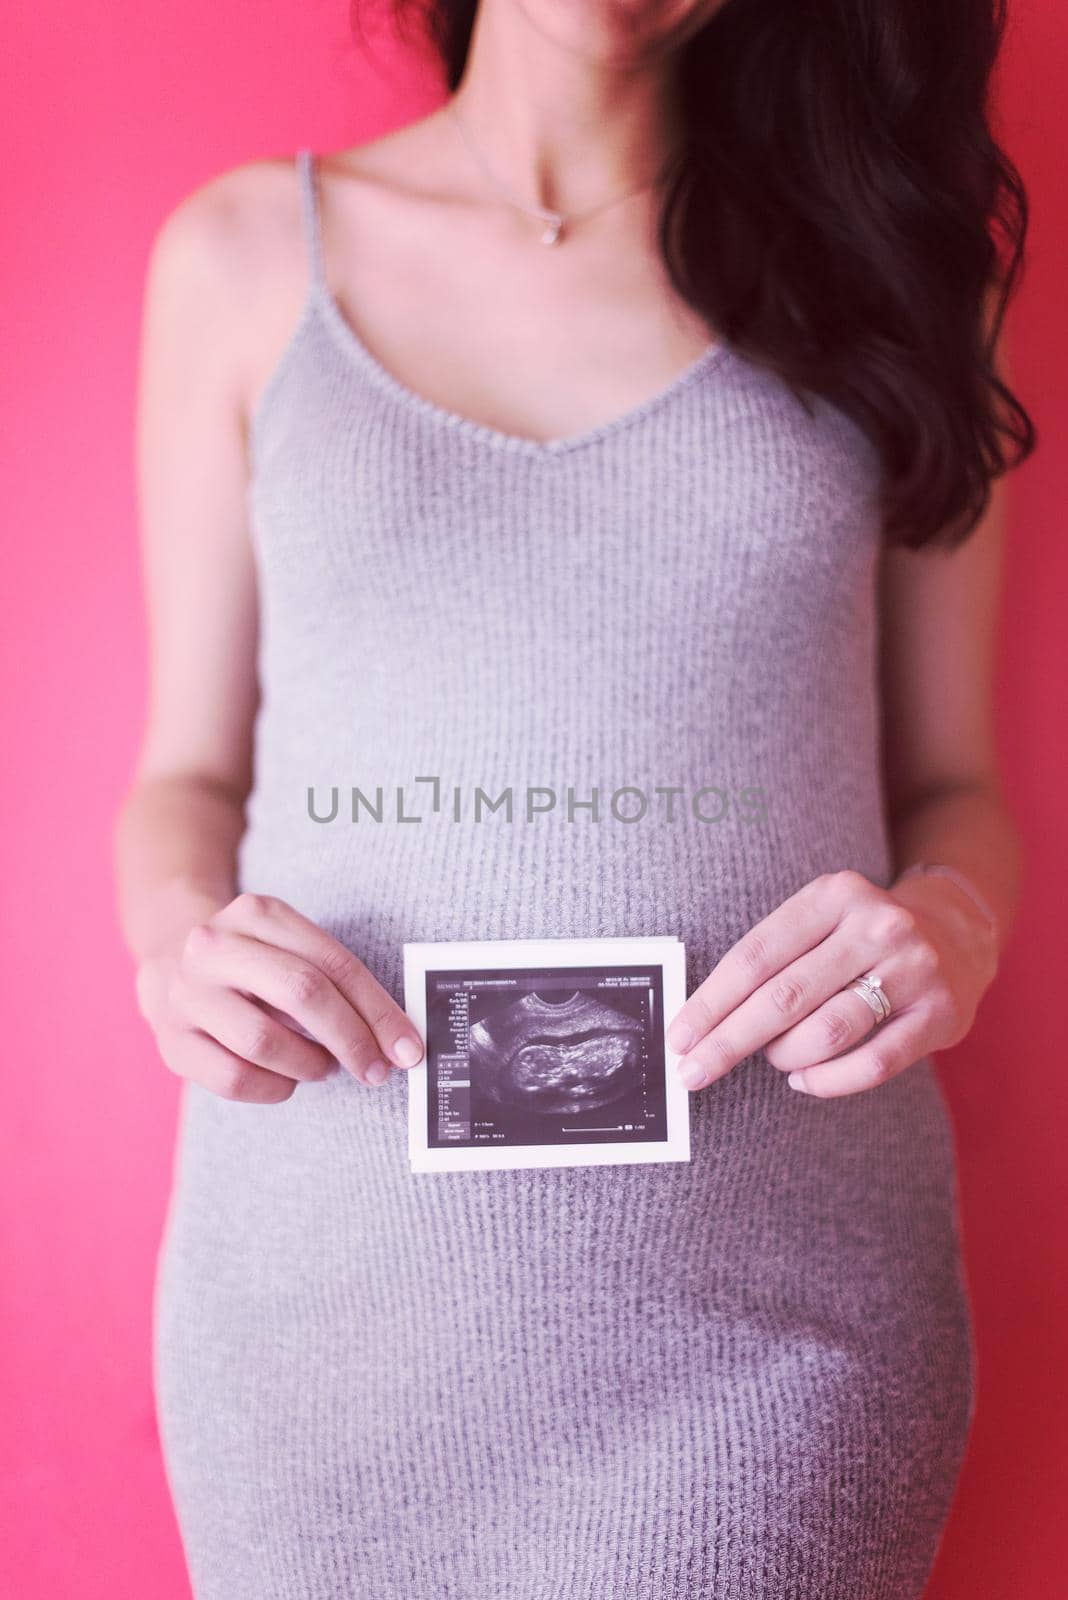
[447,99,675,247]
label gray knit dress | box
[152,148,976,1600]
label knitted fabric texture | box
[153,148,975,1600]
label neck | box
[449,0,686,215]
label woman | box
[115,0,1035,1595]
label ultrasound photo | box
[403,937,690,1172]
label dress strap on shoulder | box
[295,147,326,293]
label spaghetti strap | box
[295,147,325,293]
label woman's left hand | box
[666,867,1000,1098]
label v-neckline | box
[309,279,734,459]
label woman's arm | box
[878,315,1023,968]
[114,165,424,1099]
[879,461,1022,964]
[114,171,260,968]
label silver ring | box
[850,972,891,1025]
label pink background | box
[2,2,1065,1594]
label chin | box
[512,0,716,65]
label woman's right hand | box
[134,891,425,1104]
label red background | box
[2,2,1064,1594]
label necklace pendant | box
[540,214,564,247]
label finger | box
[177,979,339,1084]
[158,1021,297,1105]
[182,924,388,1086]
[674,923,883,1090]
[763,986,879,1073]
[785,1005,932,1099]
[764,963,915,1073]
[666,870,873,1055]
[210,894,424,1070]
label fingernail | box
[668,1021,695,1053]
[678,1059,707,1090]
[787,1072,809,1093]
[365,1061,390,1086]
[391,1036,423,1068]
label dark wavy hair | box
[357,0,1036,549]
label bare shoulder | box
[144,154,309,328]
[140,152,327,427]
[138,122,455,423]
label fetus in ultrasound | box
[469,990,645,1117]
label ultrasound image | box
[470,990,644,1116]
[424,966,667,1150]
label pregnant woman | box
[114,0,1034,1595]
